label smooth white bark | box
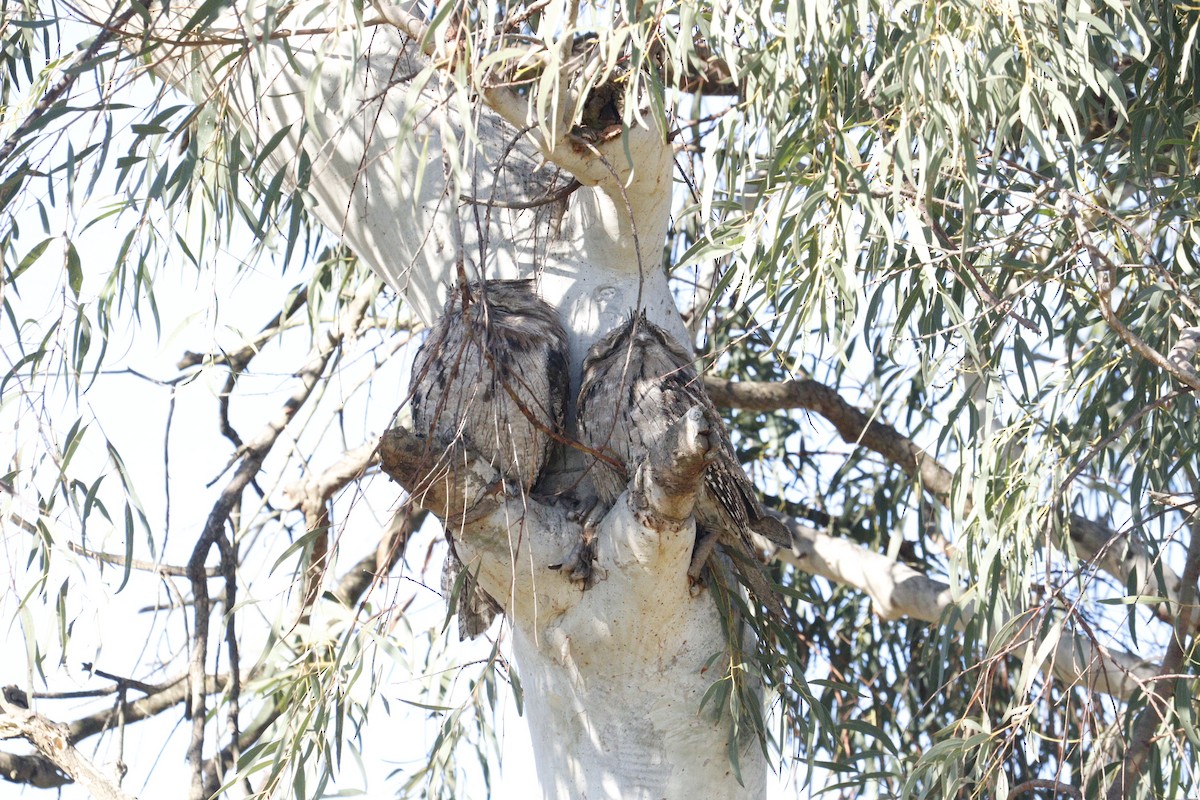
[83,1,765,796]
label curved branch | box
[704,376,955,502]
[708,376,1187,617]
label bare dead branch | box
[370,1,437,57]
[82,666,159,696]
[283,441,379,516]
[69,675,226,743]
[0,750,69,789]
[185,278,380,798]
[460,178,582,210]
[0,702,135,800]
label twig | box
[459,177,581,210]
[176,286,309,371]
[69,541,211,577]
[0,6,138,167]
[199,706,281,797]
[923,206,1038,332]
[82,664,159,696]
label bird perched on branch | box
[411,279,569,638]
[576,311,791,615]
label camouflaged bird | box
[411,279,569,638]
[576,311,791,614]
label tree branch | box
[707,376,1187,618]
[69,541,213,577]
[283,439,380,608]
[774,520,1157,700]
[0,702,135,800]
[704,376,956,503]
[185,278,379,798]
[176,285,309,371]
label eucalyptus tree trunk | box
[89,0,767,796]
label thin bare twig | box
[460,177,581,210]
[69,541,212,577]
[176,286,309,371]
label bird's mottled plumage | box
[411,279,569,638]
[576,312,791,611]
